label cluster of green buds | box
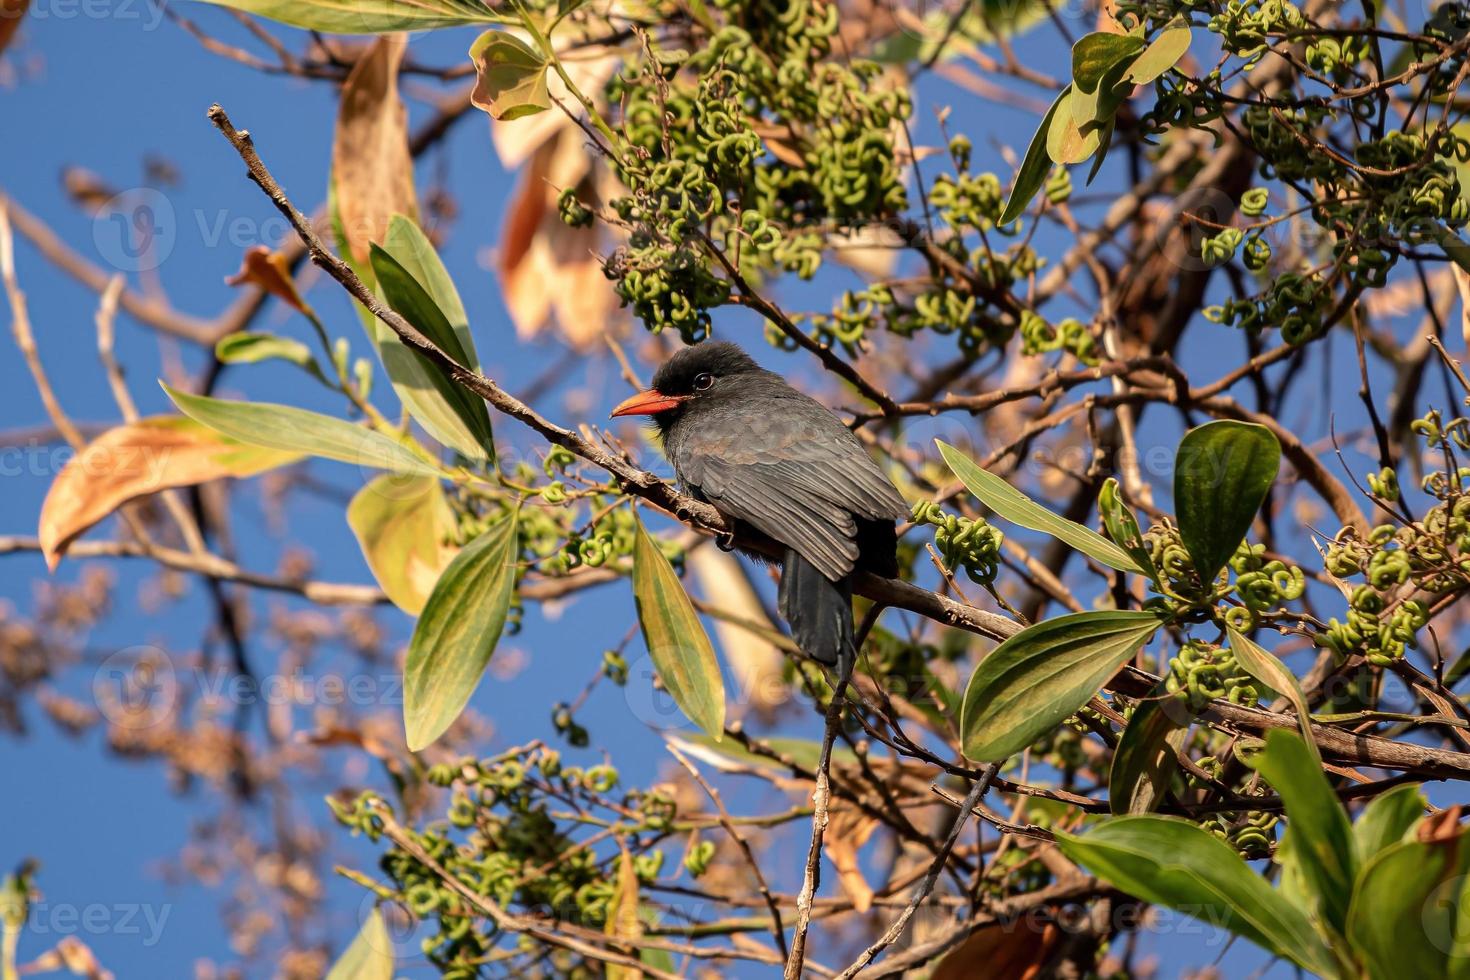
[1319,412,1469,663]
[1165,640,1261,711]
[1204,270,1337,345]
[911,501,1004,584]
[1202,809,1278,859]
[1019,313,1099,364]
[1225,543,1305,631]
[330,746,680,976]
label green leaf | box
[1046,86,1106,165]
[196,0,503,33]
[370,243,495,463]
[960,610,1164,761]
[1071,32,1145,93]
[403,510,520,751]
[668,733,860,774]
[1174,420,1280,583]
[1226,627,1317,760]
[1099,478,1157,580]
[216,332,329,385]
[469,30,550,121]
[1347,824,1470,980]
[1125,16,1192,85]
[999,87,1068,227]
[1245,730,1356,934]
[162,383,439,477]
[938,440,1141,573]
[632,516,726,740]
[1056,816,1334,975]
[1109,680,1191,815]
[1351,782,1426,861]
[347,475,457,616]
[380,215,479,371]
[325,908,393,980]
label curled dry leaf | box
[931,922,1061,980]
[333,33,417,267]
[224,245,308,313]
[38,416,299,570]
[20,936,113,980]
[496,126,617,349]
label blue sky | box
[0,3,1447,977]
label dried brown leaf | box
[496,128,615,348]
[38,417,299,570]
[0,0,28,59]
[333,34,417,267]
[225,245,308,313]
[826,807,879,913]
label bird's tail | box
[778,549,854,672]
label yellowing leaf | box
[38,416,298,570]
[333,34,417,267]
[325,908,394,980]
[469,30,551,121]
[631,516,725,740]
[347,475,457,615]
[605,850,643,980]
[403,511,520,751]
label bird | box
[610,341,908,672]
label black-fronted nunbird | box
[611,341,907,671]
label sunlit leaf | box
[1046,86,1106,165]
[403,510,520,751]
[1125,16,1192,84]
[194,0,501,33]
[960,610,1165,761]
[469,30,551,121]
[1057,816,1334,975]
[370,243,495,462]
[1109,680,1191,815]
[38,416,298,570]
[347,475,457,615]
[1352,783,1426,862]
[1347,819,1470,980]
[938,440,1141,573]
[1071,32,1144,93]
[162,383,439,477]
[1227,627,1316,759]
[999,87,1068,227]
[325,908,393,980]
[632,516,725,741]
[1245,730,1355,933]
[216,332,328,385]
[1174,420,1281,582]
[380,214,479,371]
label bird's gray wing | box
[680,453,854,580]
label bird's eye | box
[693,373,714,391]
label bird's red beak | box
[610,389,689,418]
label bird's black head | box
[610,341,761,428]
